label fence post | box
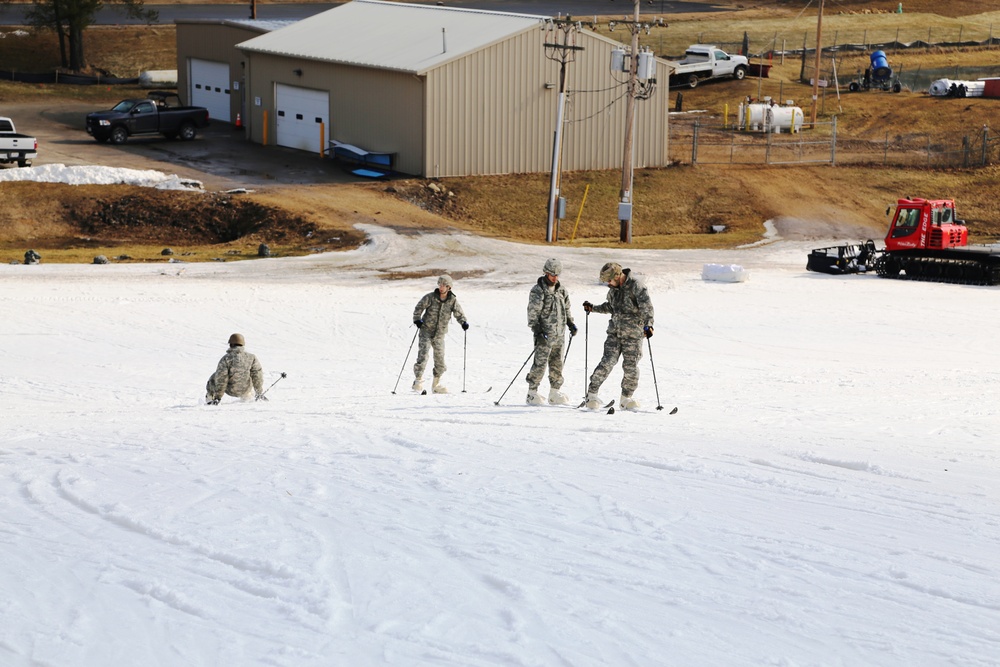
[765,124,772,165]
[984,125,990,165]
[831,116,837,165]
[692,119,699,165]
[894,28,899,55]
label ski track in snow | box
[2,223,1000,666]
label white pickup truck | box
[0,117,37,168]
[667,45,749,89]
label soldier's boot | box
[548,388,569,405]
[585,391,604,410]
[620,394,640,411]
[432,376,448,394]
[526,389,546,406]
[412,378,423,392]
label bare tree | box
[19,0,157,72]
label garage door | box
[190,59,231,123]
[275,84,329,153]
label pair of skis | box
[575,397,679,415]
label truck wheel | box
[687,74,699,89]
[892,82,902,93]
[17,159,31,168]
[179,123,197,141]
[848,82,860,93]
[95,136,109,144]
[733,66,747,81]
[109,127,128,145]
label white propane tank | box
[766,105,804,132]
[739,102,769,131]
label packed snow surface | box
[0,163,202,190]
[2,223,999,667]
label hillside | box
[1,2,1000,260]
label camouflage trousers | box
[526,333,565,391]
[414,332,447,379]
[588,333,643,397]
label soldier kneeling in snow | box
[206,333,265,404]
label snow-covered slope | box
[2,222,999,666]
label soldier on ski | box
[206,333,265,404]
[582,262,654,410]
[412,274,469,394]
[525,258,577,405]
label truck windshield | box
[891,208,920,237]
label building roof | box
[237,0,546,75]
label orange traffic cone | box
[235,113,242,128]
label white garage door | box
[275,84,329,153]
[190,59,231,123]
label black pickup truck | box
[86,91,210,145]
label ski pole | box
[391,327,420,394]
[462,328,468,393]
[646,336,664,411]
[494,348,535,406]
[583,311,589,398]
[563,332,573,364]
[257,372,287,401]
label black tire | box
[94,135,109,144]
[892,82,902,93]
[687,74,699,89]
[178,122,197,141]
[733,66,747,81]
[109,126,128,145]
[163,131,178,141]
[17,159,30,168]
[848,82,860,93]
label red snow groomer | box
[807,197,1000,285]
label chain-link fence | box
[669,119,998,168]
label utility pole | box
[809,0,825,127]
[609,1,664,243]
[543,18,588,243]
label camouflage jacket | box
[207,346,264,399]
[413,289,467,337]
[527,275,574,337]
[591,269,654,339]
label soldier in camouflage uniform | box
[525,258,577,405]
[206,333,265,404]
[412,274,469,394]
[583,262,654,410]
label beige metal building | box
[178,0,670,178]
[175,19,295,126]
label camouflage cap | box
[228,333,245,347]
[543,258,562,275]
[438,274,454,288]
[599,262,623,283]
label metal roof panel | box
[237,0,546,74]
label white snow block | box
[139,70,178,88]
[702,263,749,283]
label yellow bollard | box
[262,110,268,146]
[570,184,591,242]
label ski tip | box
[607,406,615,414]
[670,406,678,414]
[421,390,428,395]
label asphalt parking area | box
[7,100,359,191]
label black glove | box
[256,394,268,402]
[567,321,578,336]
[644,326,654,339]
[583,301,593,313]
[414,319,423,328]
[461,321,469,331]
[208,397,220,405]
